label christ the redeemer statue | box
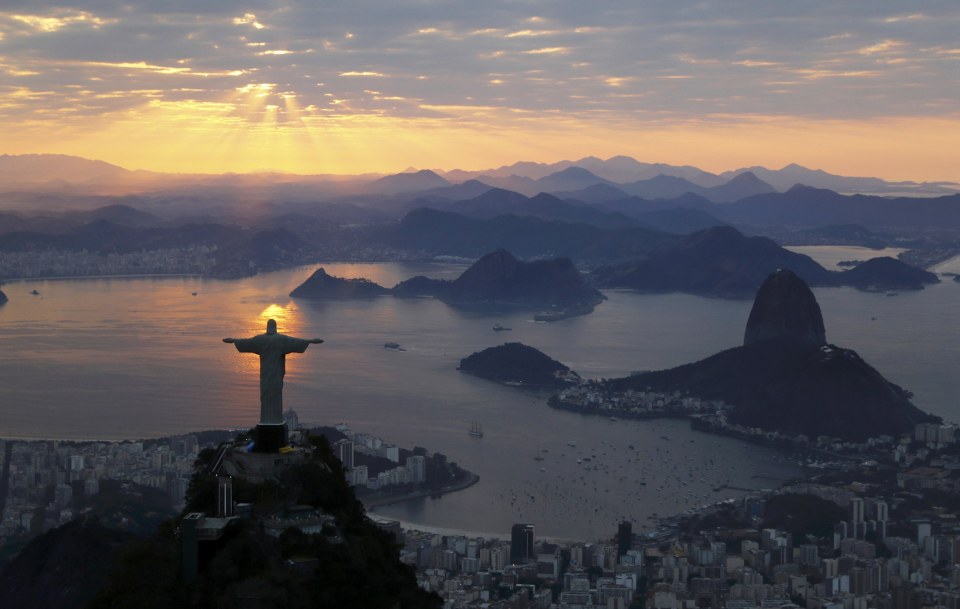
[224,319,322,450]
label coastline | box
[361,471,480,509]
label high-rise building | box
[850,497,864,524]
[217,476,234,517]
[406,455,426,484]
[282,409,299,431]
[332,438,354,469]
[617,521,633,557]
[511,523,535,564]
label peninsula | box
[290,249,606,320]
[596,270,939,441]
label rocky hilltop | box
[442,249,603,313]
[458,342,579,389]
[0,438,440,609]
[288,249,607,319]
[838,257,939,291]
[608,270,938,441]
[743,270,826,347]
[290,267,390,299]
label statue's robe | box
[232,332,312,425]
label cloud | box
[232,13,265,30]
[0,0,958,176]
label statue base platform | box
[254,424,288,453]
[220,445,309,484]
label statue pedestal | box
[254,423,288,453]
[221,446,308,484]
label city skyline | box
[0,1,958,180]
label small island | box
[458,342,580,389]
[0,288,6,305]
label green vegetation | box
[459,342,577,389]
[761,493,846,543]
[88,435,441,609]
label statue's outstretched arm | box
[223,338,235,343]
[310,339,324,344]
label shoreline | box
[361,471,480,509]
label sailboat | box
[469,422,484,438]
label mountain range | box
[2,154,956,198]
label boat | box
[492,323,512,332]
[534,446,544,461]
[383,342,405,351]
[469,422,484,438]
[30,289,39,295]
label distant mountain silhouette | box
[0,153,130,184]
[718,163,958,195]
[78,204,162,227]
[428,191,639,229]
[394,249,605,318]
[608,270,938,441]
[420,179,493,201]
[620,172,776,202]
[595,226,832,297]
[290,268,391,299]
[721,186,960,229]
[706,172,777,202]
[384,207,673,261]
[554,182,630,203]
[621,174,707,200]
[365,169,450,194]
[2,154,955,198]
[628,207,728,235]
[594,226,936,297]
[469,173,541,196]
[533,166,612,192]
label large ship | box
[469,422,484,438]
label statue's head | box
[266,319,278,334]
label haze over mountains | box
[2,154,957,199]
[0,153,958,292]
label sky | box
[1,1,958,180]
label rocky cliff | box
[743,269,826,347]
